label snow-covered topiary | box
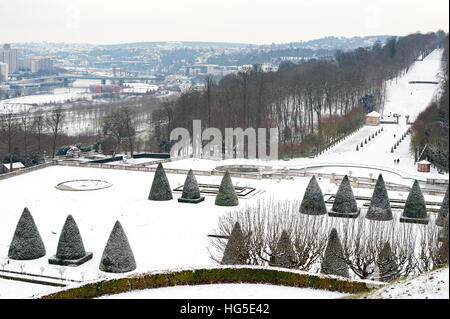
[436,186,449,227]
[377,242,399,282]
[270,230,297,269]
[215,170,239,206]
[366,174,393,221]
[330,175,359,218]
[400,180,428,224]
[49,215,93,266]
[321,228,349,278]
[221,222,247,265]
[99,221,136,273]
[178,169,205,203]
[148,163,173,201]
[300,176,327,215]
[8,207,46,260]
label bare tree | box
[46,106,65,158]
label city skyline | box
[0,0,448,45]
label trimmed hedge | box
[41,267,376,299]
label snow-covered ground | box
[98,283,349,299]
[0,278,52,299]
[359,267,449,299]
[0,49,447,299]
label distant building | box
[0,44,19,73]
[417,160,431,173]
[0,62,8,82]
[24,56,54,73]
[2,162,25,174]
[365,111,381,126]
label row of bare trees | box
[0,106,65,167]
[209,199,447,280]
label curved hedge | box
[40,266,380,299]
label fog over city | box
[0,0,449,44]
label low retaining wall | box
[0,162,53,181]
[40,266,382,299]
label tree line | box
[152,31,444,158]
[410,34,449,172]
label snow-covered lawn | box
[97,283,349,299]
[0,278,52,299]
[357,267,449,299]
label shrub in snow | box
[49,215,93,266]
[300,176,327,215]
[377,242,399,282]
[321,228,349,278]
[215,170,239,206]
[8,207,46,260]
[368,136,371,141]
[221,222,247,265]
[438,215,449,264]
[365,138,367,144]
[393,144,396,149]
[148,163,173,201]
[436,186,449,227]
[391,147,394,153]
[178,169,205,203]
[400,180,428,224]
[366,174,393,221]
[270,230,297,269]
[99,221,136,273]
[360,142,363,147]
[372,133,375,138]
[330,175,359,218]
[356,145,359,151]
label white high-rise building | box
[24,56,54,73]
[0,44,19,73]
[0,62,8,82]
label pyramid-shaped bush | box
[436,186,449,227]
[8,208,46,260]
[377,242,399,282]
[329,175,359,218]
[400,180,428,224]
[221,222,247,265]
[178,169,205,203]
[270,230,297,269]
[215,170,238,206]
[148,163,173,201]
[366,174,393,221]
[321,228,349,278]
[49,215,93,266]
[300,176,327,215]
[99,221,136,273]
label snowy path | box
[98,283,349,299]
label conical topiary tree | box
[49,215,93,266]
[8,207,46,260]
[400,180,428,224]
[221,222,247,265]
[270,230,297,269]
[360,142,363,147]
[148,163,173,201]
[321,228,349,278]
[329,175,359,218]
[178,169,205,203]
[377,242,399,282]
[366,174,393,221]
[436,186,449,227]
[356,145,359,151]
[99,221,136,273]
[300,176,327,215]
[215,170,239,206]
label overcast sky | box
[1,0,448,44]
